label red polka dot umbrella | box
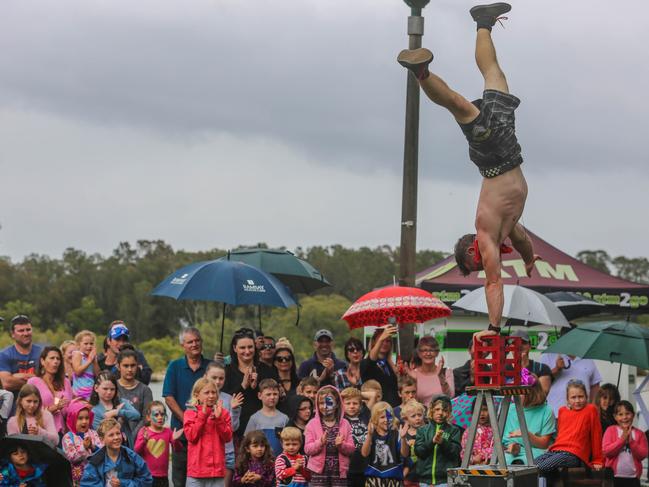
[342,286,451,329]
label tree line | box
[0,240,646,371]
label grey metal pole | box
[398,1,428,362]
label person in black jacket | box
[360,326,399,408]
[222,329,278,438]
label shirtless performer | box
[398,3,539,338]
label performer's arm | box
[480,239,504,328]
[509,224,540,276]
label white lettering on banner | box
[536,332,549,351]
[242,280,266,293]
[535,262,579,281]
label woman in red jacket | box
[602,400,648,487]
[535,379,603,476]
[184,377,233,487]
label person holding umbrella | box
[361,326,399,408]
[223,329,278,438]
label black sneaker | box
[470,2,511,29]
[397,48,433,80]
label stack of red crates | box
[473,335,522,387]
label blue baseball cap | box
[109,323,130,340]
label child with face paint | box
[360,402,409,487]
[62,401,103,486]
[304,386,355,487]
[134,400,184,487]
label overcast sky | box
[1,0,647,265]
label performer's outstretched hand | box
[525,255,542,277]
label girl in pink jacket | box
[304,385,355,487]
[602,400,648,486]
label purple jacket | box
[304,385,355,477]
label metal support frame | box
[461,387,535,469]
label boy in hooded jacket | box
[304,385,355,487]
[414,396,461,486]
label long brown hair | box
[37,346,65,391]
[523,375,546,408]
[235,431,273,474]
[15,384,45,432]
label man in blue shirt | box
[297,329,347,386]
[0,315,43,393]
[163,327,210,487]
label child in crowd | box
[400,400,425,487]
[90,371,140,447]
[286,395,314,439]
[297,377,319,404]
[0,379,12,439]
[275,427,311,487]
[0,445,46,486]
[394,376,417,422]
[360,380,382,413]
[62,400,102,486]
[602,400,648,487]
[361,402,408,487]
[304,385,355,487]
[245,379,289,457]
[71,330,100,400]
[461,401,493,465]
[414,396,461,487]
[535,379,603,476]
[135,401,183,487]
[596,383,621,434]
[116,349,153,437]
[7,384,58,445]
[340,387,367,487]
[60,340,78,379]
[233,431,276,487]
[184,377,233,487]
[80,418,152,486]
[502,375,555,466]
[205,361,244,487]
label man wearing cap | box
[510,329,552,395]
[0,315,43,393]
[97,321,152,385]
[297,329,346,386]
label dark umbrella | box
[0,434,72,486]
[223,248,331,328]
[545,291,605,320]
[225,248,331,295]
[543,320,649,385]
[151,259,297,351]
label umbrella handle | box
[220,302,226,353]
[294,304,301,327]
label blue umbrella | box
[151,259,297,351]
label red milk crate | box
[473,335,522,387]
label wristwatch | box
[487,323,502,334]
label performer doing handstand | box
[398,3,539,338]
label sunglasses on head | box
[275,356,292,363]
[262,343,275,350]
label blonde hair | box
[280,426,302,442]
[189,377,217,405]
[340,387,362,402]
[75,330,96,345]
[400,399,425,418]
[15,384,45,432]
[60,340,77,356]
[97,418,120,438]
[370,402,399,431]
[361,380,383,400]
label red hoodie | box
[184,404,233,478]
[549,404,603,467]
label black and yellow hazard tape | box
[453,468,510,477]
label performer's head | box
[454,233,482,275]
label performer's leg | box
[419,73,480,124]
[475,28,509,93]
[398,48,479,124]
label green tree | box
[576,250,611,274]
[65,296,104,334]
[611,256,649,284]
